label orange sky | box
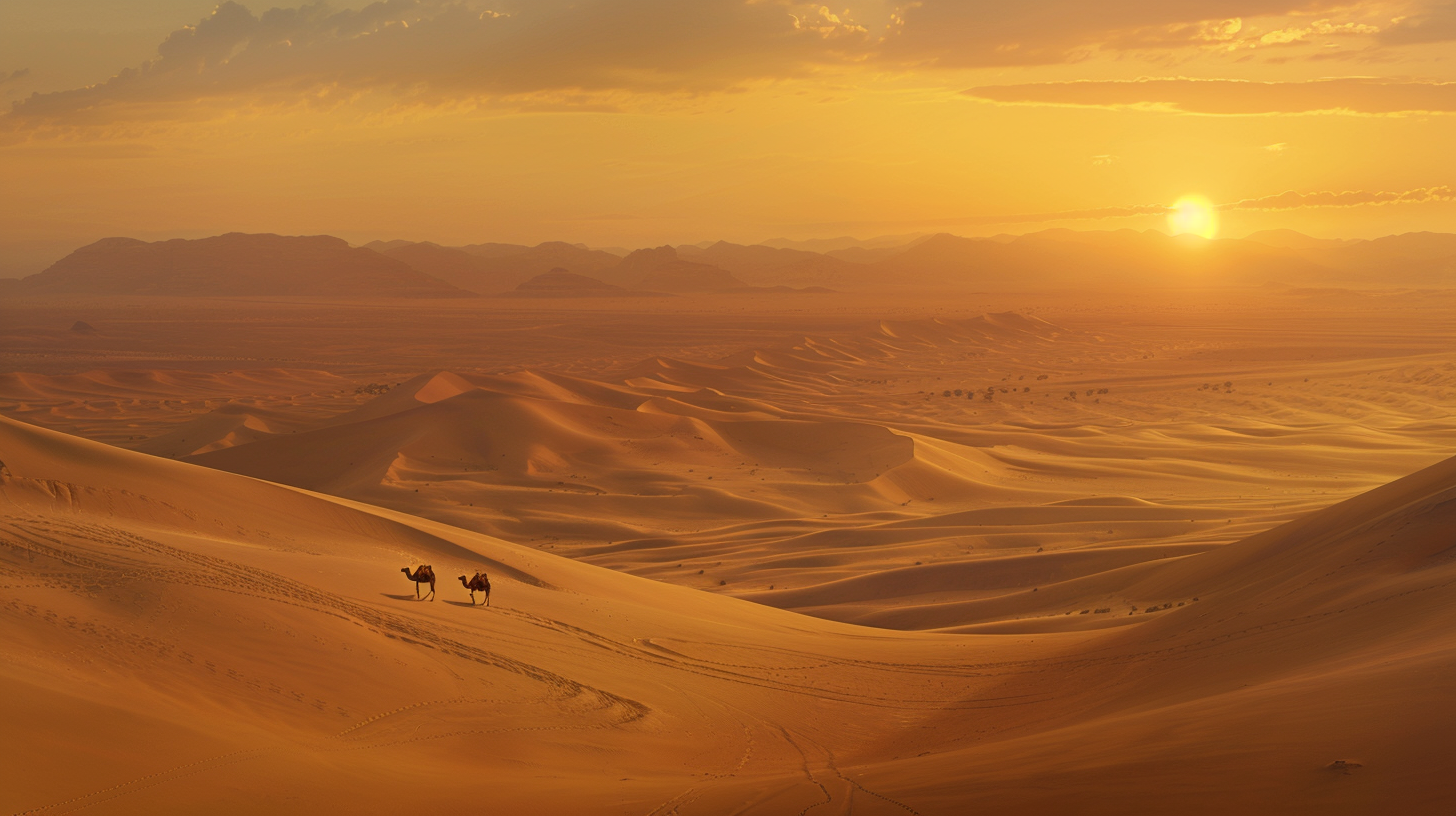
[2,0,1455,274]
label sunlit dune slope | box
[185,372,986,524]
[4,415,1456,813]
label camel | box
[401,564,435,600]
[458,571,491,606]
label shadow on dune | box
[442,599,489,609]
[380,592,431,602]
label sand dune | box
[25,302,1404,637]
[0,369,359,449]
[3,291,1453,809]
[5,410,1456,812]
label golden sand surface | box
[3,289,1455,812]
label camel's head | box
[400,567,409,574]
[458,575,468,581]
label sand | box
[3,288,1455,812]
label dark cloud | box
[3,0,1445,129]
[1378,2,1456,44]
[4,0,868,126]
[962,77,1456,114]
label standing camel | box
[401,564,435,600]
[458,571,491,606]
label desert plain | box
[4,272,1456,814]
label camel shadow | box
[381,592,431,602]
[443,599,488,609]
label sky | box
[2,0,1455,274]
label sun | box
[1167,195,1219,239]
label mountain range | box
[6,228,1453,297]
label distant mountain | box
[759,233,928,253]
[611,246,747,292]
[17,234,469,297]
[636,265,747,292]
[362,239,420,253]
[501,268,665,298]
[380,242,528,293]
[677,241,861,287]
[823,236,935,264]
[1292,232,1456,287]
[1237,231,1456,287]
[865,229,1338,289]
[376,240,625,294]
[456,242,532,258]
[1241,229,1357,251]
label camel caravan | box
[400,564,491,606]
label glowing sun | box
[1167,195,1219,239]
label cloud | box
[1218,186,1455,210]
[880,1,1356,67]
[2,0,1395,132]
[0,69,30,85]
[1378,2,1456,44]
[2,0,871,128]
[961,77,1456,115]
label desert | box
[6,1,1456,812]
[5,259,1456,813]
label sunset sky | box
[3,0,1455,274]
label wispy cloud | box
[881,0,1359,67]
[1218,186,1455,210]
[962,77,1456,115]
